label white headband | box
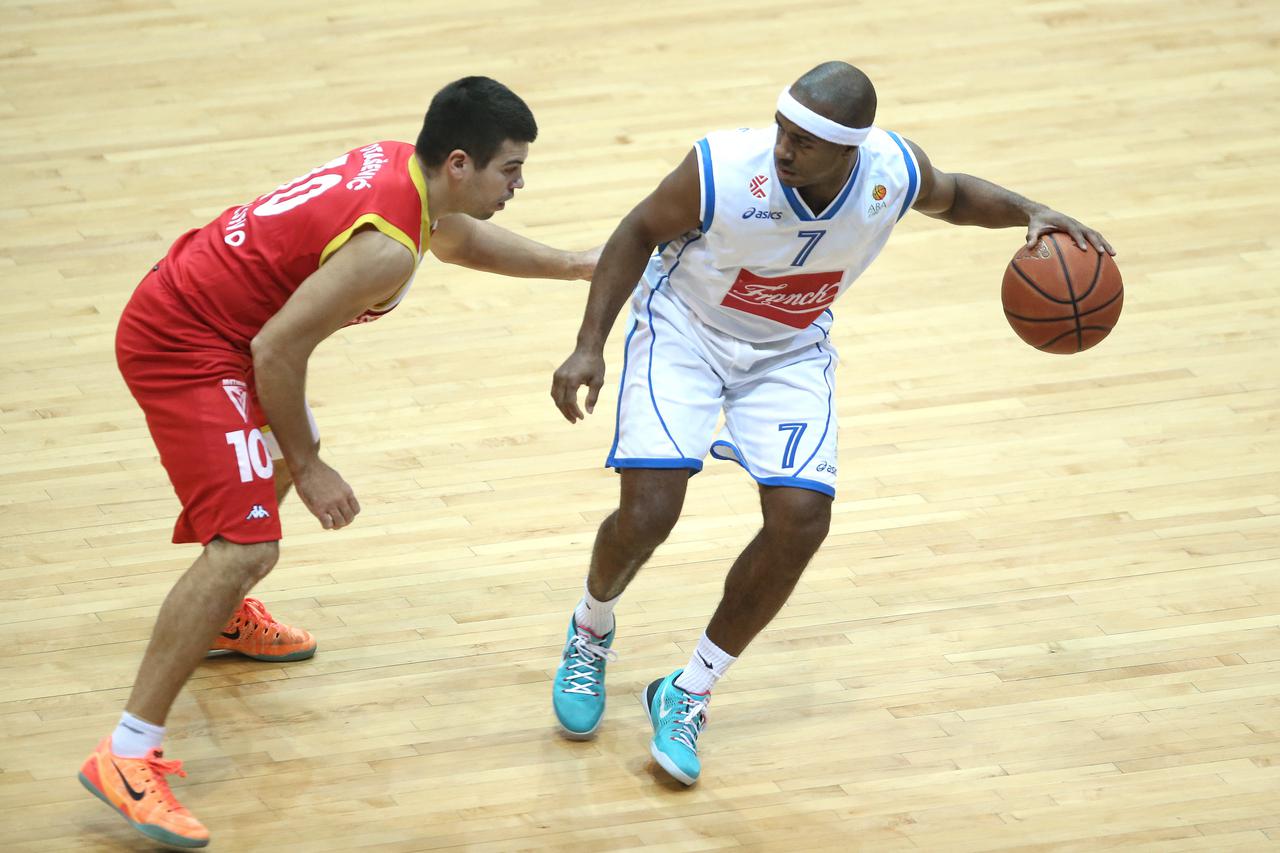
[776,89,871,146]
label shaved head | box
[789,61,877,129]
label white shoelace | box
[560,632,618,696]
[670,696,709,752]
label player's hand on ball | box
[1026,207,1114,256]
[552,348,605,423]
[294,458,360,530]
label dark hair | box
[792,61,877,129]
[415,76,537,169]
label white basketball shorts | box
[606,273,840,496]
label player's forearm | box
[938,174,1047,229]
[249,344,318,474]
[574,221,652,352]
[450,220,590,280]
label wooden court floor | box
[2,0,1278,849]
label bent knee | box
[763,491,832,547]
[615,500,682,549]
[206,538,279,584]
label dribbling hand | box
[1026,208,1115,256]
[294,458,361,530]
[551,349,605,423]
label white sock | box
[111,711,165,758]
[573,581,618,638]
[674,633,737,695]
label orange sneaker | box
[78,736,209,848]
[208,597,316,661]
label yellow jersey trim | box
[407,153,431,255]
[318,213,416,267]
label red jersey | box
[159,140,430,347]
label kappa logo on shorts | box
[221,379,249,423]
[246,505,271,520]
[748,174,769,199]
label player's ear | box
[445,149,471,178]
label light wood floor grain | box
[2,0,1279,850]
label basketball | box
[1001,233,1123,354]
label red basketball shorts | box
[115,267,282,545]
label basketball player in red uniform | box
[79,77,597,848]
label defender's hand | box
[551,349,606,423]
[294,458,360,530]
[574,245,604,281]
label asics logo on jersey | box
[246,505,271,520]
[816,461,838,475]
[748,174,768,198]
[741,207,783,220]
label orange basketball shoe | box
[79,737,209,848]
[208,597,317,662]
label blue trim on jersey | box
[608,456,705,471]
[709,440,835,497]
[810,308,834,340]
[791,349,836,477]
[885,131,919,222]
[779,153,863,222]
[643,280,685,459]
[605,316,640,465]
[695,138,715,233]
[608,237,708,472]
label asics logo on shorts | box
[245,505,271,520]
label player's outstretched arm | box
[429,215,598,281]
[906,139,1113,255]
[550,148,703,423]
[251,228,414,530]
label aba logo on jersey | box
[721,268,843,328]
[748,175,768,199]
[221,379,250,422]
[867,184,890,217]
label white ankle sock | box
[111,711,165,758]
[573,581,618,638]
[674,633,737,695]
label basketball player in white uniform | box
[549,61,1113,785]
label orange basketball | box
[1001,233,1123,354]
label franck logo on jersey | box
[721,268,843,328]
[748,175,769,199]
[872,184,887,201]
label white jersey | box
[649,125,921,343]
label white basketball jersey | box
[650,125,921,343]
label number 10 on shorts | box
[225,428,274,483]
